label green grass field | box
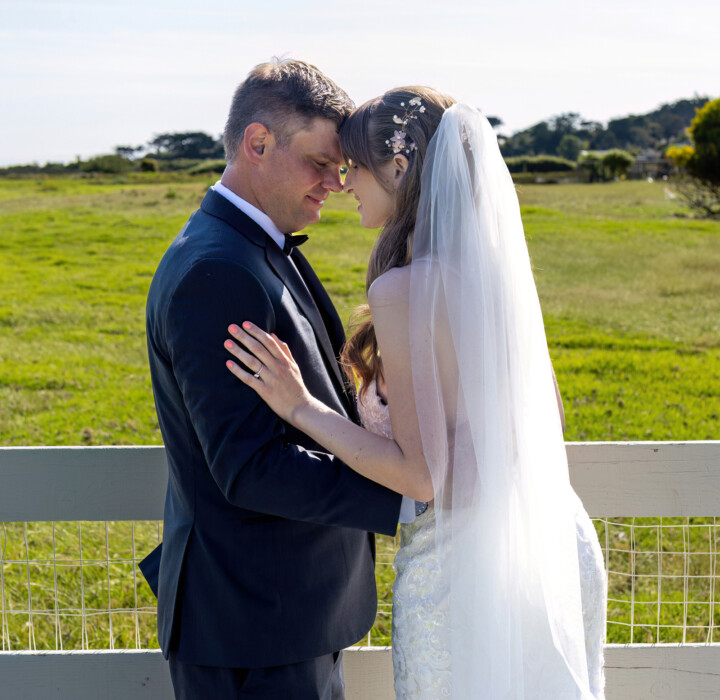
[1,174,719,649]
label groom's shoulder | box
[149,208,266,301]
[164,202,261,267]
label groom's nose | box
[323,165,343,193]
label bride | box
[223,87,606,699]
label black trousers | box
[168,650,345,700]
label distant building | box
[628,149,672,179]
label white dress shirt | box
[213,180,286,250]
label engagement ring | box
[253,366,263,379]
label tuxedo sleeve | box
[163,257,401,535]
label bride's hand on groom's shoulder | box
[224,322,314,425]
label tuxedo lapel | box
[265,241,349,401]
[291,249,358,419]
[290,249,346,360]
[292,248,360,423]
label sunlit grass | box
[0,175,718,647]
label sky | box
[2,0,719,166]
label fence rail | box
[1,442,720,699]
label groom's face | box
[257,117,344,233]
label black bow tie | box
[283,233,309,255]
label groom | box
[143,60,403,698]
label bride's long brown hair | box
[339,87,455,396]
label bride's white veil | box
[410,103,594,697]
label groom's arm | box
[163,257,402,535]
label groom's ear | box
[243,123,270,164]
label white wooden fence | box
[1,442,719,699]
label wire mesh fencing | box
[0,521,162,651]
[599,516,720,644]
[2,517,719,650]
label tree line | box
[115,131,225,161]
[114,96,709,166]
[496,97,709,160]
[2,96,718,218]
[0,132,227,177]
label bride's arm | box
[224,272,433,502]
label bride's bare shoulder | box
[367,266,411,309]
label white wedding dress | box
[357,379,606,699]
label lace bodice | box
[356,380,394,440]
[358,380,451,698]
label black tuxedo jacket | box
[144,189,401,668]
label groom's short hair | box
[223,59,354,162]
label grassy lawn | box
[1,174,719,648]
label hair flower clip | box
[387,130,408,153]
[386,96,425,154]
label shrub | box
[504,155,576,174]
[665,145,694,169]
[140,158,159,172]
[577,153,605,182]
[666,98,720,217]
[150,158,203,171]
[40,162,69,175]
[672,176,720,217]
[686,98,720,185]
[601,149,635,180]
[510,171,578,184]
[186,159,226,175]
[80,154,133,174]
